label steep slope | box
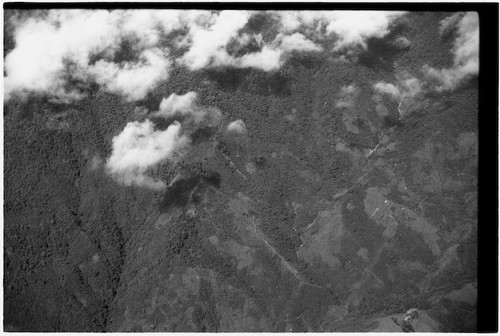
[4,10,479,332]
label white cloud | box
[89,155,103,171]
[228,32,322,71]
[324,11,405,50]
[275,11,405,50]
[335,84,358,108]
[180,10,252,70]
[439,12,464,36]
[374,82,401,99]
[119,10,184,46]
[373,75,423,117]
[237,46,283,71]
[277,12,302,32]
[374,76,421,102]
[227,119,246,133]
[90,48,170,101]
[5,10,117,100]
[154,91,222,124]
[342,84,357,95]
[106,120,189,190]
[454,12,479,67]
[424,12,479,91]
[4,10,407,101]
[401,77,422,98]
[392,36,411,49]
[179,10,403,72]
[4,10,186,102]
[179,11,283,72]
[279,32,322,52]
[105,90,223,189]
[156,91,197,117]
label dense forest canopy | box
[4,8,483,332]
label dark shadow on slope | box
[159,171,221,212]
[15,95,50,120]
[136,93,163,113]
[245,71,292,97]
[260,72,292,96]
[455,76,479,93]
[253,156,266,168]
[203,67,292,97]
[203,68,252,92]
[190,126,216,145]
[11,94,79,120]
[286,52,327,69]
[358,36,405,71]
[357,19,409,72]
[382,114,404,129]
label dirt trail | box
[250,215,324,291]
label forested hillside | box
[4,8,486,332]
